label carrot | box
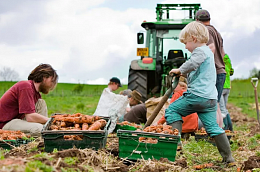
[50,125,59,130]
[88,121,102,130]
[74,123,81,130]
[93,116,100,121]
[62,115,94,124]
[193,163,213,170]
[82,123,89,130]
[60,121,66,127]
[88,119,106,131]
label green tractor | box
[128,4,201,101]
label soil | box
[0,103,259,172]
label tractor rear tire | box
[128,69,148,102]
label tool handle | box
[251,78,258,88]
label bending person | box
[0,64,58,136]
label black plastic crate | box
[41,115,110,152]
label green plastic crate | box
[0,138,34,150]
[0,140,19,150]
[117,130,180,162]
[115,124,137,133]
[41,116,110,152]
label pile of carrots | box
[0,130,30,140]
[138,125,179,143]
[196,128,232,135]
[50,113,107,131]
[49,113,107,140]
[117,121,142,129]
[195,127,207,135]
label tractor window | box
[157,30,191,59]
[148,30,156,57]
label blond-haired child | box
[165,21,234,163]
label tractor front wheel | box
[128,69,148,102]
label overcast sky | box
[0,0,259,84]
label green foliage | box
[249,67,260,79]
[0,150,5,160]
[229,79,260,120]
[82,165,94,172]
[61,167,81,172]
[27,146,38,153]
[53,148,58,153]
[72,83,84,94]
[25,160,54,172]
[64,157,78,165]
[256,151,260,157]
[230,140,239,151]
[76,103,85,111]
[248,136,260,150]
[181,138,220,165]
[32,152,53,161]
[1,82,127,115]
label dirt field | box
[0,103,259,172]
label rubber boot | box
[169,121,182,150]
[223,117,228,130]
[214,133,235,163]
[169,121,182,134]
[226,114,233,131]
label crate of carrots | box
[117,125,180,162]
[0,129,34,150]
[115,121,142,132]
[195,127,233,145]
[41,113,110,152]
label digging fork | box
[251,78,259,125]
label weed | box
[0,150,5,160]
[53,148,58,153]
[255,134,260,139]
[230,140,239,151]
[61,167,81,172]
[64,157,78,165]
[72,83,84,94]
[76,103,85,111]
[82,165,95,172]
[32,152,53,161]
[256,151,260,157]
[25,160,54,172]
[248,137,258,150]
[27,146,38,153]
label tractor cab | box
[128,4,201,101]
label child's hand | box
[169,69,181,75]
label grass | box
[0,79,260,171]
[228,78,260,119]
[1,79,259,117]
[0,81,127,116]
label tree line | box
[0,66,259,82]
[0,67,19,81]
[249,68,260,79]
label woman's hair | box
[179,21,209,44]
[28,64,58,84]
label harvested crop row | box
[0,129,31,140]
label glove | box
[230,68,234,76]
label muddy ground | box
[0,103,259,172]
